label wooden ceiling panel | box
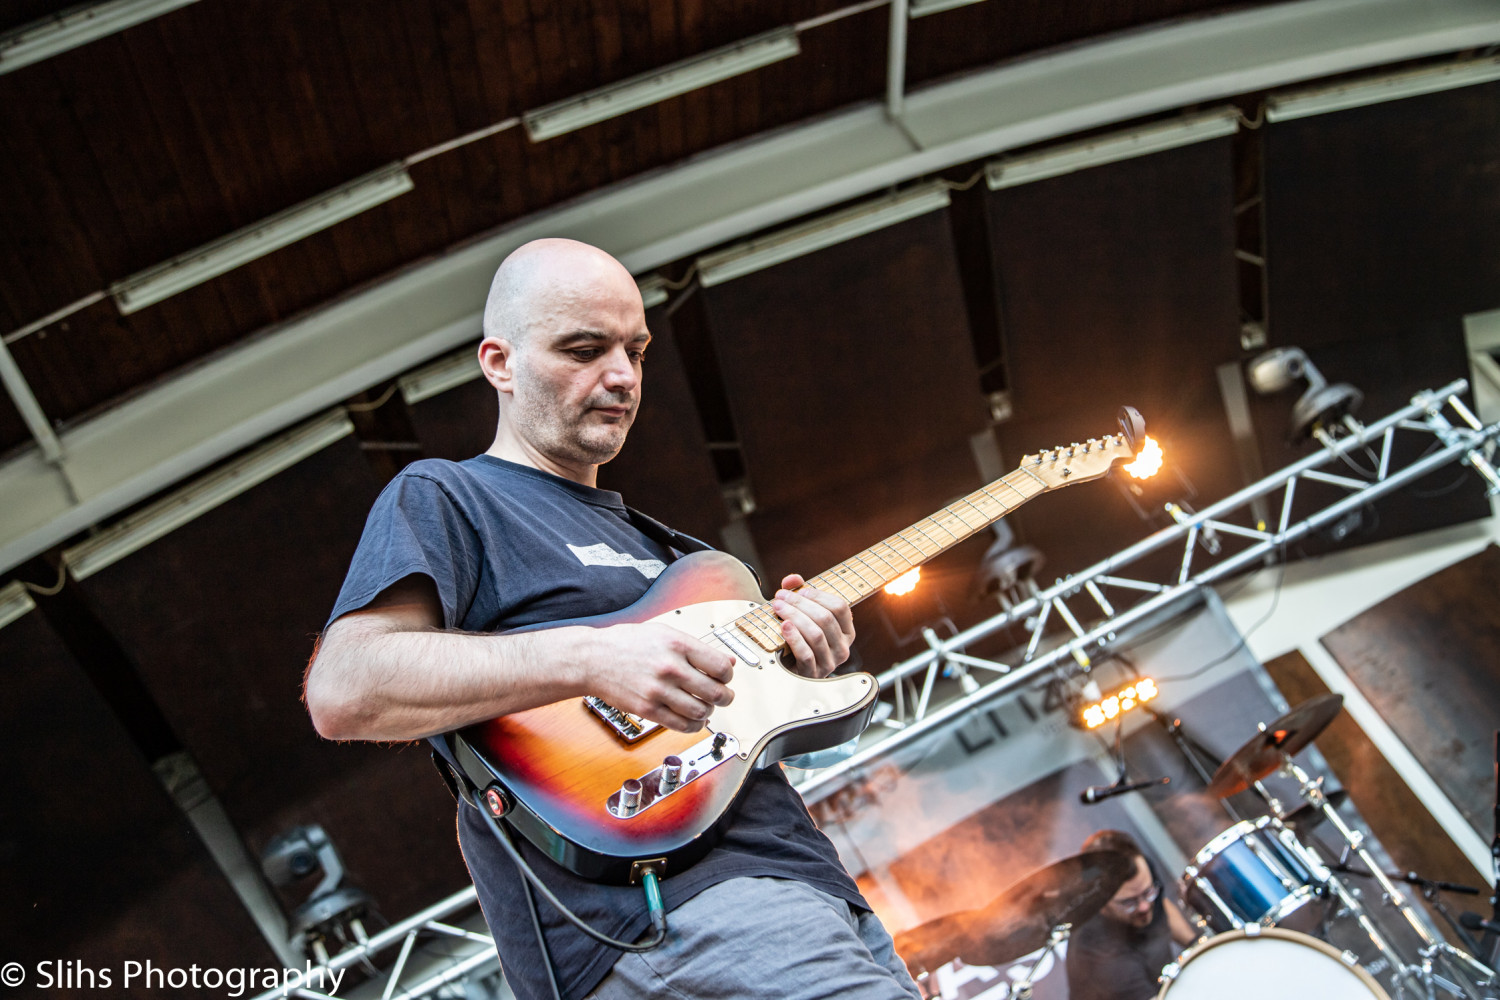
[986,138,1242,579]
[702,209,988,512]
[0,0,1311,452]
[906,0,1275,88]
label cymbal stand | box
[1282,756,1496,997]
[1006,923,1071,1000]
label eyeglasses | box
[1109,880,1161,912]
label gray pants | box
[585,876,923,1000]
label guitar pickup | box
[606,732,741,819]
[585,696,662,743]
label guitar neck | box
[731,466,1048,653]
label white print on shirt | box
[567,543,666,580]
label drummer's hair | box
[1082,829,1143,859]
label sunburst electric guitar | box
[445,408,1147,884]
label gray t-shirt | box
[327,455,866,1000]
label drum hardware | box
[894,850,1136,988]
[1140,704,1245,821]
[1279,753,1496,995]
[1201,696,1496,998]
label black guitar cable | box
[469,788,668,1000]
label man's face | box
[503,272,650,470]
[1102,855,1157,929]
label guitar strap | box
[430,507,755,806]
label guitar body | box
[449,550,880,884]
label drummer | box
[1066,830,1197,1000]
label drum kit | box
[896,693,1498,1000]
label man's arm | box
[305,574,738,742]
[1164,898,1198,947]
[304,572,856,743]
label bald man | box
[306,240,920,1000]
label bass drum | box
[1157,926,1389,1000]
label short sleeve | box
[325,471,483,629]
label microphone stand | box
[1330,862,1487,956]
[1489,731,1499,969]
[1141,705,1243,822]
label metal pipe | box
[250,888,481,1000]
[886,0,908,119]
[0,335,63,462]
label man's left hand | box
[771,575,856,678]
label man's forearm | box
[306,623,587,742]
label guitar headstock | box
[1020,406,1147,492]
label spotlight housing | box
[1246,347,1362,441]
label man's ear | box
[478,336,516,393]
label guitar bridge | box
[584,696,662,743]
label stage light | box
[973,518,1044,610]
[522,29,799,142]
[1082,678,1158,729]
[1245,347,1362,442]
[884,567,921,596]
[110,165,414,314]
[1123,436,1163,479]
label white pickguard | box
[649,599,874,760]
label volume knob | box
[660,755,683,791]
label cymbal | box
[1280,788,1349,835]
[1206,694,1344,799]
[895,850,1135,972]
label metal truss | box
[795,379,1500,800]
[259,382,1498,1000]
[249,887,501,1000]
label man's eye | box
[629,350,646,363]
[570,349,601,360]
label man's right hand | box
[574,622,736,733]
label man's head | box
[478,239,650,482]
[1083,829,1159,930]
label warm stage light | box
[884,567,921,596]
[1082,678,1158,729]
[1123,436,1163,479]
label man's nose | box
[601,346,639,392]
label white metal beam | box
[2,0,1499,575]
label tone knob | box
[660,755,682,790]
[620,778,642,814]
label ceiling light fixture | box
[1267,55,1500,123]
[908,0,988,18]
[0,0,202,75]
[110,164,414,315]
[62,410,352,580]
[986,108,1239,191]
[523,28,800,142]
[399,349,482,406]
[0,581,34,631]
[696,182,951,287]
